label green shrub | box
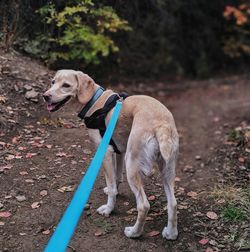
[36,0,131,65]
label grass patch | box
[222,203,247,221]
[211,186,250,221]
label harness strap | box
[78,87,105,119]
[84,92,128,154]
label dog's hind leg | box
[124,134,151,238]
[156,126,179,240]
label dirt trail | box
[0,54,249,252]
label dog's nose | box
[43,93,51,102]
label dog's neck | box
[78,86,104,119]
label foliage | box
[223,2,250,58]
[36,0,131,65]
[2,0,250,78]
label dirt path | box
[0,54,249,252]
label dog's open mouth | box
[46,96,71,112]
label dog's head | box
[43,70,96,112]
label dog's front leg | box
[97,148,118,217]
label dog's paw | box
[162,227,178,240]
[97,204,113,217]
[103,187,109,195]
[124,226,142,238]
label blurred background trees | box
[1,0,250,79]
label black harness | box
[78,87,128,154]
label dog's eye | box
[62,83,71,88]
[51,80,55,85]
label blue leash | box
[44,100,123,252]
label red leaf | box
[199,238,209,245]
[148,195,156,201]
[147,230,160,237]
[0,212,12,218]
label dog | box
[43,70,179,240]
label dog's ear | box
[75,71,95,104]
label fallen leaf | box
[205,248,214,252]
[25,153,37,158]
[25,179,34,183]
[0,95,7,104]
[175,176,181,182]
[147,230,160,237]
[5,154,15,160]
[94,230,105,236]
[57,186,74,193]
[31,202,40,209]
[178,204,188,210]
[126,208,137,214]
[45,144,52,149]
[0,141,6,146]
[0,165,13,172]
[206,211,218,220]
[238,157,245,163]
[40,190,48,197]
[0,221,5,226]
[187,191,198,198]
[148,195,156,201]
[199,238,209,245]
[20,171,28,175]
[42,230,50,235]
[56,152,67,157]
[12,136,20,144]
[0,212,11,218]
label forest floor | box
[0,51,249,252]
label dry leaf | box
[40,190,48,197]
[199,238,209,245]
[20,171,28,175]
[42,230,50,235]
[206,211,218,220]
[57,186,74,193]
[0,165,13,172]
[25,179,34,183]
[148,195,156,201]
[0,95,7,104]
[0,212,11,218]
[26,153,37,158]
[147,230,160,237]
[187,191,198,198]
[31,202,40,209]
[126,208,137,214]
[94,230,105,236]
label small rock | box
[195,155,201,160]
[16,195,26,202]
[25,90,39,99]
[0,203,3,209]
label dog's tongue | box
[47,103,56,111]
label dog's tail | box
[155,125,179,164]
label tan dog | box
[43,70,179,240]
